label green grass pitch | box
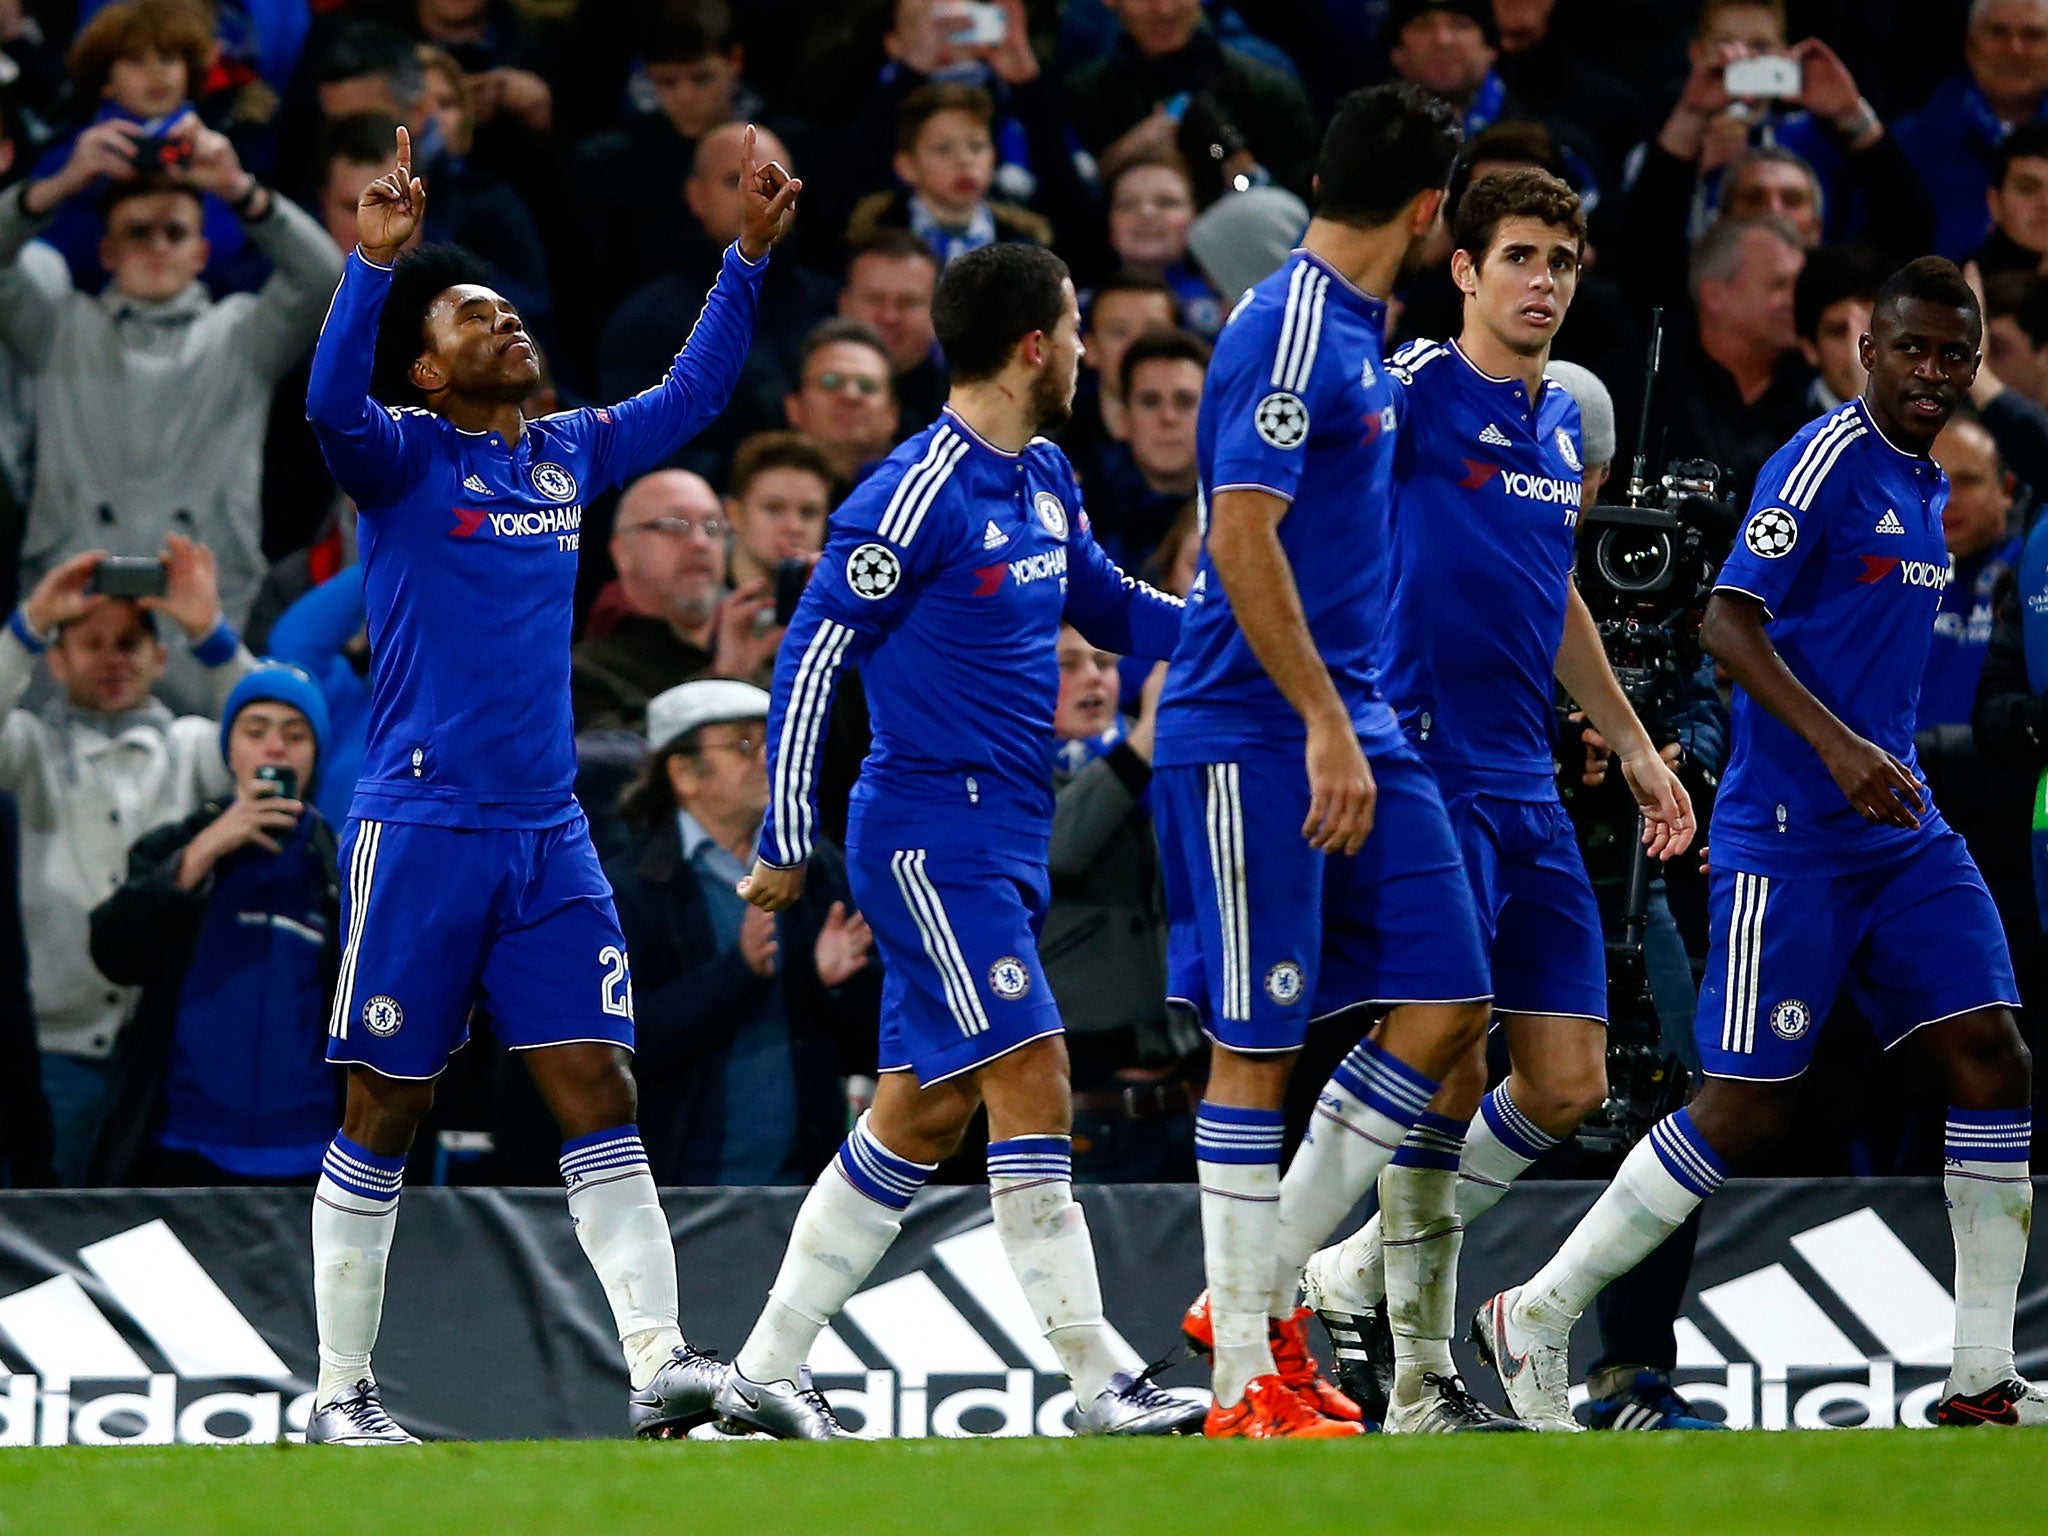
[3,1431,2043,1536]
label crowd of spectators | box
[1,0,2047,1190]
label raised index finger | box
[740,124,758,190]
[395,124,412,179]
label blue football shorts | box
[845,837,1064,1086]
[1156,740,1491,1053]
[1696,828,2019,1082]
[325,813,635,1080]
[1442,787,1607,1025]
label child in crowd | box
[1104,148,1221,337]
[846,81,1050,264]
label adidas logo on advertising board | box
[1573,1207,1962,1429]
[0,1220,307,1446]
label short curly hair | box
[68,0,213,109]
[370,244,494,408]
[1451,165,1585,270]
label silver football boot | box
[1071,1369,1208,1436]
[305,1378,420,1446]
[712,1365,859,1440]
[629,1344,731,1438]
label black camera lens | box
[1595,528,1675,593]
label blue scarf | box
[908,195,998,267]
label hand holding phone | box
[942,0,1008,47]
[1723,55,1802,100]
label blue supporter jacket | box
[758,408,1184,867]
[306,243,765,828]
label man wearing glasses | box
[573,468,786,731]
[784,318,903,489]
[0,117,342,708]
[608,679,879,1185]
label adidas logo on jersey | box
[1479,422,1513,447]
[982,520,1009,550]
[1875,509,1906,535]
[462,474,491,496]
[800,1219,1192,1437]
[1590,1206,1963,1430]
[0,1220,307,1445]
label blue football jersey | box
[1712,398,1955,875]
[758,409,1183,867]
[1153,251,1408,767]
[1382,339,1585,798]
[306,244,766,830]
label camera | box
[254,764,299,802]
[1723,54,1802,101]
[88,556,168,599]
[133,133,195,172]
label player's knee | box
[1446,1000,1492,1056]
[1687,1080,1793,1171]
[1436,1046,1488,1116]
[342,1068,435,1156]
[1943,1009,2032,1109]
[1518,1059,1608,1135]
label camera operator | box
[87,665,339,1186]
[1046,628,1202,1182]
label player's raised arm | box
[585,125,802,489]
[305,125,431,502]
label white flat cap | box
[645,678,772,749]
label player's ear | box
[409,352,445,395]
[1411,186,1445,237]
[1450,247,1478,297]
[1857,330,1875,373]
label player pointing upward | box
[301,125,797,1444]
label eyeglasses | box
[112,219,196,246]
[622,515,730,541]
[695,736,764,761]
[813,371,887,397]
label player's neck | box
[436,396,528,442]
[947,382,1036,454]
[1457,325,1549,400]
[1857,391,1934,458]
[1299,216,1409,303]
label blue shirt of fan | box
[305,243,766,829]
[1712,398,1955,875]
[757,409,1184,869]
[1917,535,2020,730]
[1154,250,1408,768]
[1381,339,1585,799]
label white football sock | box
[1944,1109,2034,1395]
[311,1136,403,1404]
[736,1114,934,1388]
[1380,1114,1466,1407]
[1197,1102,1284,1407]
[987,1136,1119,1406]
[1515,1111,1725,1337]
[1310,1083,1557,1314]
[1271,1039,1438,1318]
[560,1129,683,1391]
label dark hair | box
[640,0,736,63]
[371,244,494,407]
[1791,242,1891,343]
[1118,325,1211,401]
[98,169,201,222]
[1996,121,2048,188]
[1101,144,1195,201]
[68,0,211,107]
[1450,165,1583,269]
[1443,121,1566,223]
[933,243,1071,383]
[1312,83,1463,228]
[797,316,891,377]
[1875,255,1982,329]
[1386,0,1498,48]
[897,81,993,155]
[731,430,835,499]
[847,227,940,277]
[1089,267,1177,314]
[311,21,424,105]
[314,111,401,186]
[1984,269,2048,346]
[618,735,699,832]
[1688,214,1802,300]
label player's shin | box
[1943,1108,2034,1395]
[735,1113,936,1388]
[987,1136,1119,1405]
[311,1135,404,1404]
[1516,1108,1725,1336]
[1381,1114,1466,1407]
[1271,1038,1438,1316]
[560,1127,684,1391]
[1196,1102,1285,1405]
[1311,1083,1558,1311]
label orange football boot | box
[1182,1292,1365,1424]
[1204,1375,1364,1439]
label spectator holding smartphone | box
[89,664,340,1186]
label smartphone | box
[254,764,299,802]
[1724,55,1802,100]
[89,556,168,599]
[133,133,194,172]
[774,557,812,627]
[945,1,1007,47]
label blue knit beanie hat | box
[220,662,330,792]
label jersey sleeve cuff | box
[726,241,770,272]
[190,619,240,667]
[1208,481,1297,505]
[350,247,397,275]
[7,607,48,655]
[1711,580,1779,619]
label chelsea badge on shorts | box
[1033,491,1068,540]
[1266,961,1305,1006]
[363,995,405,1037]
[1768,998,1812,1041]
[989,956,1032,1001]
